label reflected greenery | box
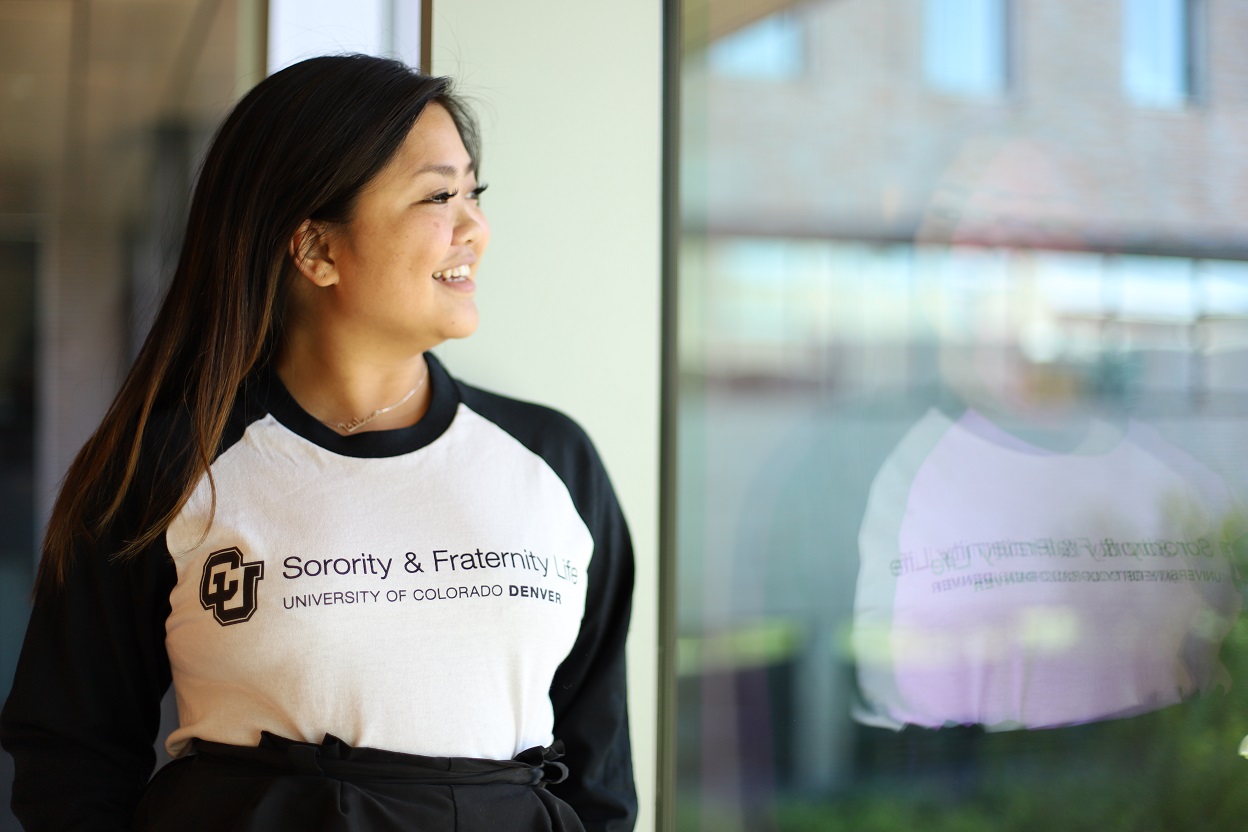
[680,612,1248,831]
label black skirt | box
[134,733,585,831]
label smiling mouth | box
[432,264,472,283]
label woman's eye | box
[469,183,489,202]
[426,190,459,204]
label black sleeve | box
[457,383,638,831]
[545,443,637,832]
[1,494,176,829]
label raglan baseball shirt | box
[1,353,637,830]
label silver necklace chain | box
[324,366,429,434]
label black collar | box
[251,352,460,459]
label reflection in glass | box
[676,0,1248,829]
[854,408,1240,731]
[708,14,804,81]
[922,0,1008,96]
[1123,0,1193,108]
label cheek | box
[411,221,456,262]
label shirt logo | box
[200,547,265,626]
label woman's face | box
[318,103,489,356]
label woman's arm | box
[539,429,637,832]
[453,382,639,829]
[546,473,637,832]
[1,532,174,829]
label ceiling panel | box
[0,0,240,222]
[0,1,74,214]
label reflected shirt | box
[853,408,1241,731]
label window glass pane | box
[0,1,252,823]
[268,1,423,78]
[269,0,388,72]
[1124,0,1191,107]
[923,0,1008,95]
[675,1,1248,829]
[0,239,36,707]
[708,13,804,80]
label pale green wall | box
[431,3,663,830]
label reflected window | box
[922,0,1009,95]
[1123,0,1195,107]
[708,13,804,81]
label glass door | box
[672,1,1248,829]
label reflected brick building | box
[690,0,1248,252]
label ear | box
[289,220,338,287]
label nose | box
[453,198,489,249]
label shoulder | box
[138,379,254,471]
[115,384,256,540]
[451,377,622,524]
[454,378,600,466]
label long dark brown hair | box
[38,55,481,593]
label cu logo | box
[199,547,265,626]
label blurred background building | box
[1,4,262,827]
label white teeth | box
[434,264,472,282]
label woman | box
[0,55,636,831]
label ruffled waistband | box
[190,732,570,788]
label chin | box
[441,313,480,342]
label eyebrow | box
[412,163,474,178]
